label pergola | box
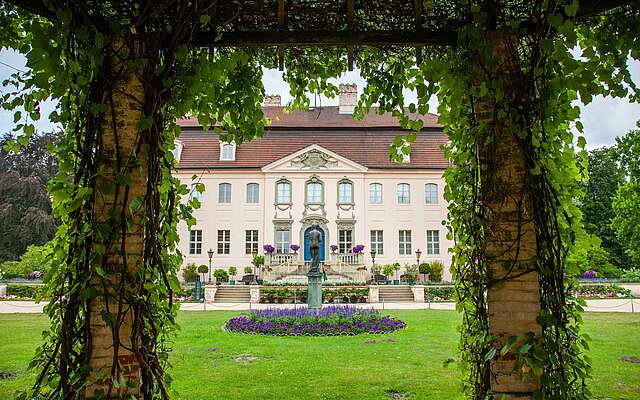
[5,1,637,399]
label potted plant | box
[197,264,209,283]
[213,268,228,285]
[393,263,401,285]
[383,264,395,285]
[419,262,431,283]
[242,266,253,285]
[228,266,237,285]
[290,244,300,254]
[404,264,419,285]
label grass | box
[0,310,638,399]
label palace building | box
[174,84,453,282]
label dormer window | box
[220,142,236,161]
[172,140,183,162]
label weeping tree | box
[1,1,638,399]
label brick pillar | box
[86,37,146,398]
[476,31,541,399]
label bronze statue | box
[308,224,321,274]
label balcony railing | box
[332,252,363,266]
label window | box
[220,142,235,161]
[217,230,230,254]
[275,229,291,254]
[426,230,440,255]
[218,183,231,203]
[338,181,353,204]
[276,180,291,204]
[338,230,353,254]
[245,230,259,254]
[370,230,384,255]
[397,183,410,204]
[399,230,412,255]
[425,183,438,204]
[190,183,203,204]
[189,230,202,255]
[246,183,259,203]
[369,183,383,204]
[306,180,323,203]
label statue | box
[306,224,325,308]
[308,224,321,274]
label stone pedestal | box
[0,284,6,298]
[249,285,260,303]
[307,272,323,309]
[368,285,379,303]
[204,285,217,304]
[411,285,425,303]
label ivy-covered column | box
[86,37,147,397]
[476,31,541,399]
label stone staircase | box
[378,285,414,302]
[214,285,251,303]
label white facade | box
[174,144,453,280]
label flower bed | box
[424,286,455,302]
[224,305,406,336]
[575,284,632,299]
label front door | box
[304,226,325,263]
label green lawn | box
[0,310,638,399]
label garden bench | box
[371,274,389,285]
[240,274,256,285]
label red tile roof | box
[176,107,448,170]
[177,106,441,129]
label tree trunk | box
[477,31,541,399]
[86,37,146,398]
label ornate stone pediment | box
[261,144,367,173]
[290,149,338,169]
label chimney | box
[263,94,281,106]
[338,83,357,114]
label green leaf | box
[564,0,579,17]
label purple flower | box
[263,244,275,254]
[351,244,365,254]
[290,244,300,252]
[330,245,339,252]
[583,270,597,279]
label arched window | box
[275,180,291,204]
[306,178,324,204]
[246,183,259,203]
[425,183,438,204]
[338,180,353,204]
[220,142,235,161]
[218,183,231,203]
[369,183,382,204]
[397,183,410,204]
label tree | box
[0,132,58,262]
[581,147,630,269]
[612,124,640,268]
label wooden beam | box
[195,30,458,47]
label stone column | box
[367,285,379,303]
[249,285,261,303]
[307,272,323,309]
[411,285,425,303]
[86,37,146,398]
[477,31,541,398]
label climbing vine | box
[1,1,638,399]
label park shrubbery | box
[575,284,631,299]
[260,286,369,304]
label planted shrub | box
[429,261,444,281]
[228,266,237,278]
[224,305,406,336]
[244,266,253,274]
[6,284,45,299]
[181,263,198,282]
[425,286,455,302]
[575,284,631,299]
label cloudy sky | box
[2,48,639,150]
